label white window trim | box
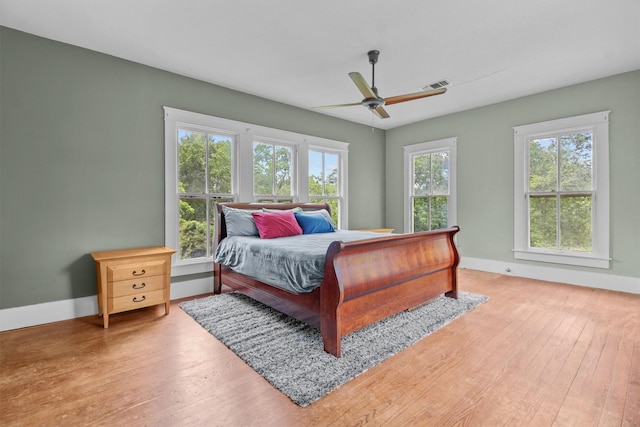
[513,111,610,269]
[164,107,349,276]
[403,137,457,233]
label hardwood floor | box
[1,270,638,426]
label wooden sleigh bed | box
[213,202,460,357]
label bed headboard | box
[214,202,331,247]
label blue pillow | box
[294,212,335,234]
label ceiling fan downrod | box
[368,50,380,94]
[362,50,384,110]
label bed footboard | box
[320,226,460,357]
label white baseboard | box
[0,277,213,332]
[459,257,640,294]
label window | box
[164,107,349,275]
[309,149,342,227]
[404,138,457,233]
[513,111,610,268]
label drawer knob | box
[132,283,146,290]
[132,269,146,276]
[132,296,146,303]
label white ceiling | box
[1,0,639,130]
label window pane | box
[431,152,449,195]
[560,132,592,191]
[310,198,339,226]
[560,195,592,251]
[309,150,323,196]
[178,130,206,193]
[529,137,557,192]
[254,143,292,197]
[328,200,339,225]
[413,196,448,232]
[413,154,431,196]
[431,196,448,229]
[274,145,292,196]
[253,142,273,195]
[324,153,339,196]
[413,197,430,232]
[309,150,340,198]
[529,195,557,249]
[208,135,233,194]
[309,176,322,196]
[179,198,207,260]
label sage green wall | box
[0,27,386,309]
[386,70,640,279]
[2,26,636,311]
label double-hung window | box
[404,137,457,232]
[513,111,610,268]
[165,107,348,275]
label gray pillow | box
[222,206,259,237]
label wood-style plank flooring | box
[1,270,638,426]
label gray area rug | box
[179,291,488,406]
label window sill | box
[513,250,610,269]
[171,259,214,277]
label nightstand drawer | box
[108,260,166,282]
[109,289,166,313]
[110,275,165,297]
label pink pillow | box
[251,210,303,239]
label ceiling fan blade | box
[384,88,447,106]
[349,72,377,99]
[373,105,390,119]
[312,102,362,109]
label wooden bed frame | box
[213,202,460,357]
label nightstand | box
[90,246,176,328]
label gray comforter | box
[214,230,387,293]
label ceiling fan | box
[313,50,447,119]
